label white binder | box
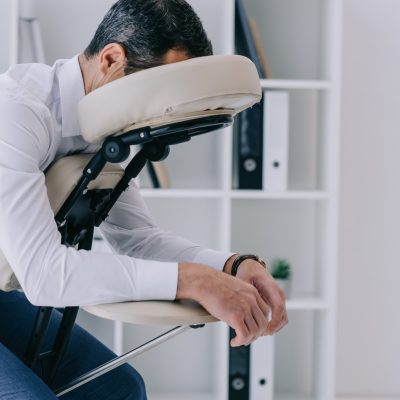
[250,335,274,400]
[263,91,289,192]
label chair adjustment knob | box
[142,141,170,162]
[102,138,130,163]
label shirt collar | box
[58,55,86,137]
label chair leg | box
[44,306,79,386]
[24,306,54,369]
[54,324,203,397]
[44,222,95,386]
[24,222,94,384]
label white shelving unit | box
[5,0,342,398]
[260,79,331,90]
[133,1,343,399]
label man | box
[0,0,288,399]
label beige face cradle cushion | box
[78,55,262,144]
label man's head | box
[80,0,213,93]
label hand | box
[176,263,270,347]
[230,258,288,336]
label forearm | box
[0,158,179,306]
[100,182,234,269]
[1,192,179,306]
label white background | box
[336,0,400,396]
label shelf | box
[275,395,315,400]
[148,393,215,400]
[149,392,320,400]
[260,79,331,90]
[286,296,327,311]
[140,189,329,200]
[230,190,329,200]
[140,189,223,199]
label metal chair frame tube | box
[55,325,197,397]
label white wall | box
[32,0,114,63]
[337,0,400,396]
[0,0,16,72]
[24,0,233,65]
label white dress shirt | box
[0,56,233,307]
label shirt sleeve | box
[0,100,178,307]
[99,176,235,270]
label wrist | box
[176,262,216,301]
[231,254,267,277]
[223,254,240,275]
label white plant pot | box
[275,279,291,298]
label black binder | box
[228,328,251,400]
[235,0,265,189]
[235,0,265,78]
[236,100,264,189]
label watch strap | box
[231,254,267,277]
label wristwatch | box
[231,254,267,277]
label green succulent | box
[270,259,291,280]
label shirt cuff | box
[135,260,179,300]
[192,249,236,271]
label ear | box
[98,43,127,76]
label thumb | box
[230,332,246,347]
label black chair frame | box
[23,114,233,395]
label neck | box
[78,54,97,95]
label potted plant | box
[270,258,291,298]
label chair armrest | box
[83,300,217,326]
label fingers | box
[266,287,288,335]
[252,301,270,336]
[231,288,270,347]
[251,277,288,336]
[252,280,285,337]
[231,300,286,346]
[196,268,286,347]
[255,293,271,334]
[255,291,270,315]
[231,318,262,347]
[230,320,250,347]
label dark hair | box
[84,0,213,74]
